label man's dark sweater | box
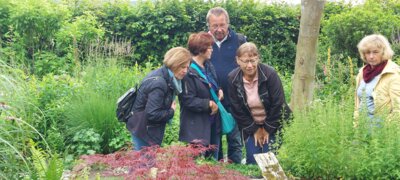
[210,29,243,108]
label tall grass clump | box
[278,95,400,179]
[0,62,63,179]
[63,58,154,155]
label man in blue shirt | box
[206,7,246,164]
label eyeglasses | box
[239,58,259,65]
[209,23,228,30]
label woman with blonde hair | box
[126,47,191,150]
[355,34,400,122]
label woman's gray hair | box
[236,42,260,58]
[206,7,230,26]
[357,34,394,62]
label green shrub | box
[238,4,299,72]
[0,0,11,40]
[322,1,400,63]
[69,128,103,156]
[62,61,153,154]
[314,48,356,101]
[33,74,81,140]
[108,124,131,151]
[9,0,69,72]
[55,11,105,57]
[127,0,194,63]
[64,89,118,154]
[0,28,27,67]
[45,125,66,153]
[0,63,63,178]
[34,51,74,77]
[278,97,400,179]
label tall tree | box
[290,0,325,111]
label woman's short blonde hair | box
[163,47,191,71]
[357,34,394,62]
[236,42,260,58]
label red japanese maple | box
[75,144,249,179]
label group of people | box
[125,6,400,165]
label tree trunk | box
[290,0,325,111]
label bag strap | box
[190,63,221,105]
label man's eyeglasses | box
[239,58,259,65]
[209,23,228,30]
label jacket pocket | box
[146,124,165,145]
[242,122,258,136]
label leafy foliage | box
[322,0,400,62]
[278,97,400,179]
[69,128,103,156]
[0,0,11,39]
[62,61,153,154]
[29,139,64,180]
[315,48,356,100]
[73,144,250,179]
[237,3,299,71]
[9,0,69,73]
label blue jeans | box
[244,133,276,165]
[131,132,150,151]
[205,120,221,160]
[218,123,243,163]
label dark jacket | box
[178,60,221,145]
[210,29,246,109]
[126,66,175,146]
[227,63,292,140]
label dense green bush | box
[34,51,74,77]
[126,0,195,63]
[236,3,299,71]
[9,0,69,72]
[278,96,400,179]
[55,12,105,58]
[2,0,303,73]
[322,0,400,63]
[0,0,11,41]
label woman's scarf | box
[167,69,182,94]
[363,60,387,83]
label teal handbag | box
[190,63,236,134]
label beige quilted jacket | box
[354,60,400,120]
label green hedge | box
[2,0,400,75]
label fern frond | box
[45,154,64,180]
[29,139,48,179]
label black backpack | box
[116,85,138,122]
[116,76,161,123]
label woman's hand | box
[171,101,176,111]
[218,89,224,101]
[254,127,269,147]
[209,101,218,115]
